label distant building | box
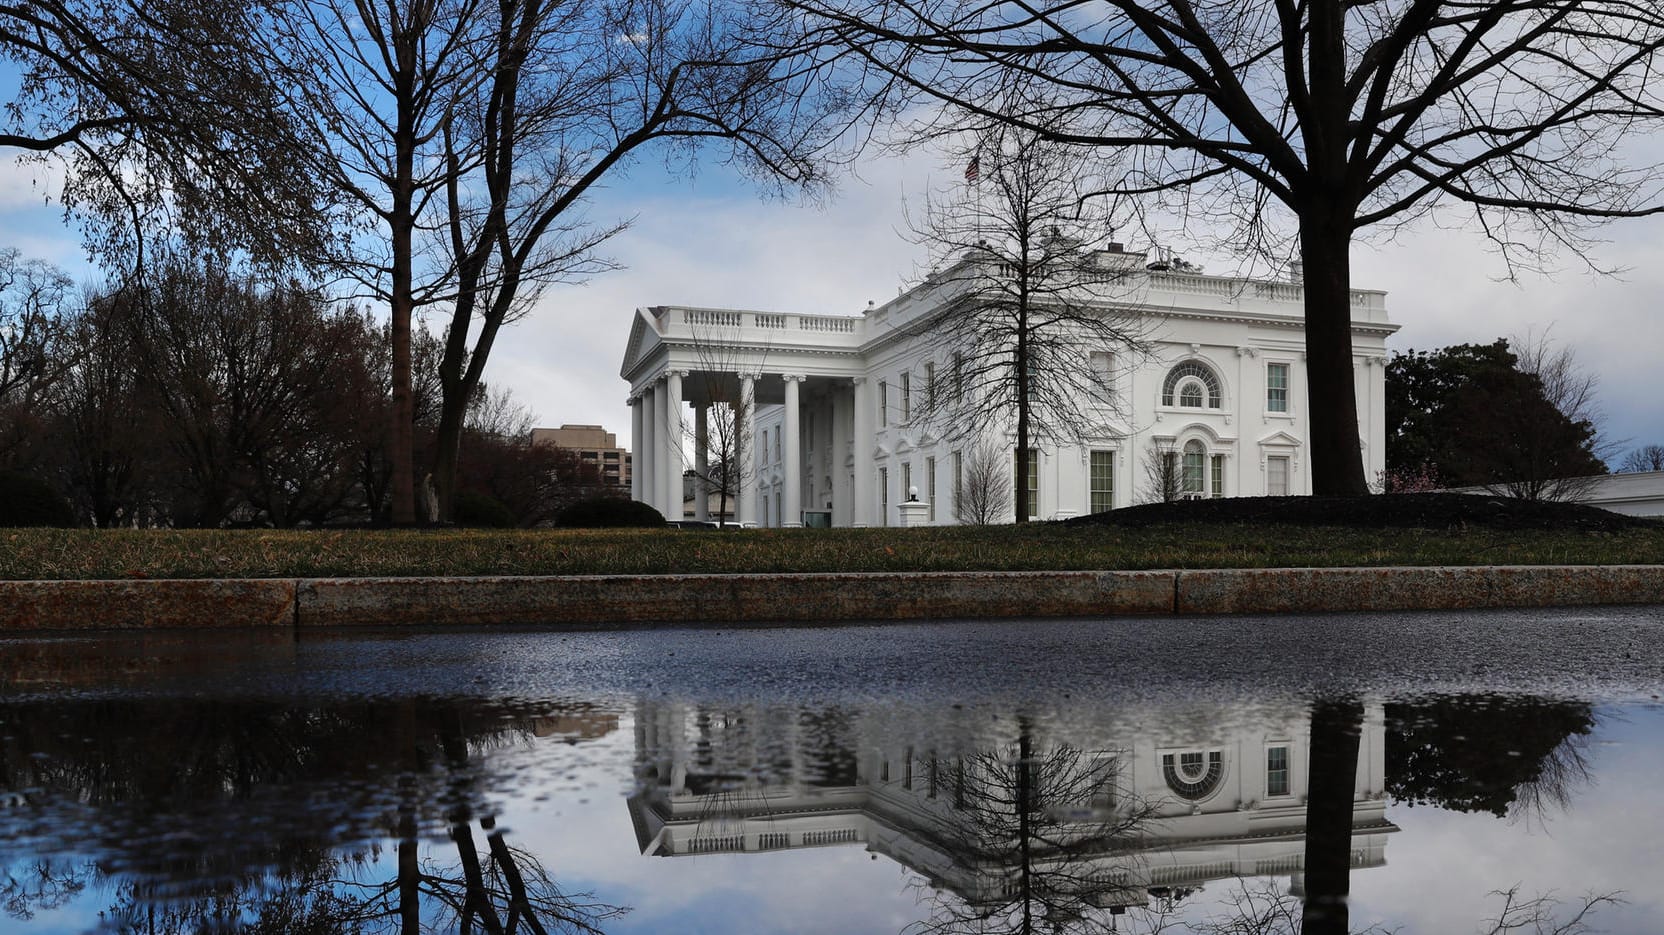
[530,424,632,491]
[1450,470,1664,517]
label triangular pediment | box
[1257,430,1303,447]
[619,307,665,381]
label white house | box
[626,697,1396,910]
[619,245,1397,527]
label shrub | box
[0,470,76,527]
[454,490,518,528]
[556,496,665,528]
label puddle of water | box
[2,614,1663,934]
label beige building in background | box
[530,423,632,491]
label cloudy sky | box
[4,141,1661,463]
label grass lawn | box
[4,520,1664,580]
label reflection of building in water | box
[627,702,1396,910]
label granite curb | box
[2,566,1662,632]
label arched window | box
[1162,750,1224,801]
[1162,361,1223,408]
[1182,440,1206,496]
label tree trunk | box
[1301,696,1363,935]
[1015,291,1031,523]
[432,394,465,523]
[1299,209,1369,495]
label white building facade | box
[619,248,1397,527]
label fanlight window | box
[1162,750,1224,801]
[1162,362,1223,408]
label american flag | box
[964,155,980,183]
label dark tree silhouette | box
[1386,695,1595,819]
[1386,340,1605,500]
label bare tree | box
[788,0,1664,497]
[955,440,1010,525]
[1477,333,1609,502]
[682,323,770,526]
[903,114,1143,522]
[1621,445,1664,473]
[0,250,73,465]
[423,0,840,523]
[1140,445,1182,505]
[2,0,330,269]
[907,724,1162,935]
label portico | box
[620,306,868,527]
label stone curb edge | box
[2,566,1662,632]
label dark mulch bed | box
[1062,493,1652,532]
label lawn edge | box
[2,566,1663,632]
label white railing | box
[754,313,788,329]
[1146,270,1382,311]
[683,308,743,327]
[800,314,856,333]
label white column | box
[629,395,643,502]
[782,374,804,527]
[694,403,709,522]
[738,374,756,527]
[831,385,850,526]
[664,370,685,522]
[851,376,873,527]
[648,380,662,515]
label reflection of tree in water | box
[907,717,1162,935]
[1183,694,1608,935]
[1385,695,1595,820]
[0,696,628,933]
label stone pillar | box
[782,374,804,528]
[831,385,850,526]
[738,374,756,527]
[629,395,643,502]
[664,370,685,522]
[851,376,873,527]
[693,403,709,522]
[642,382,659,511]
[896,493,929,527]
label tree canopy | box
[1385,339,1606,498]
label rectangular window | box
[807,411,814,450]
[1089,351,1114,402]
[880,467,889,527]
[758,430,766,468]
[925,362,936,408]
[1017,449,1039,519]
[1210,454,1225,498]
[953,352,965,402]
[952,451,963,519]
[900,372,911,422]
[773,426,780,462]
[879,381,888,426]
[1267,746,1290,797]
[1090,755,1119,810]
[901,461,912,502]
[774,489,782,526]
[1089,450,1115,513]
[1267,362,1290,413]
[926,457,937,522]
[1267,456,1290,496]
